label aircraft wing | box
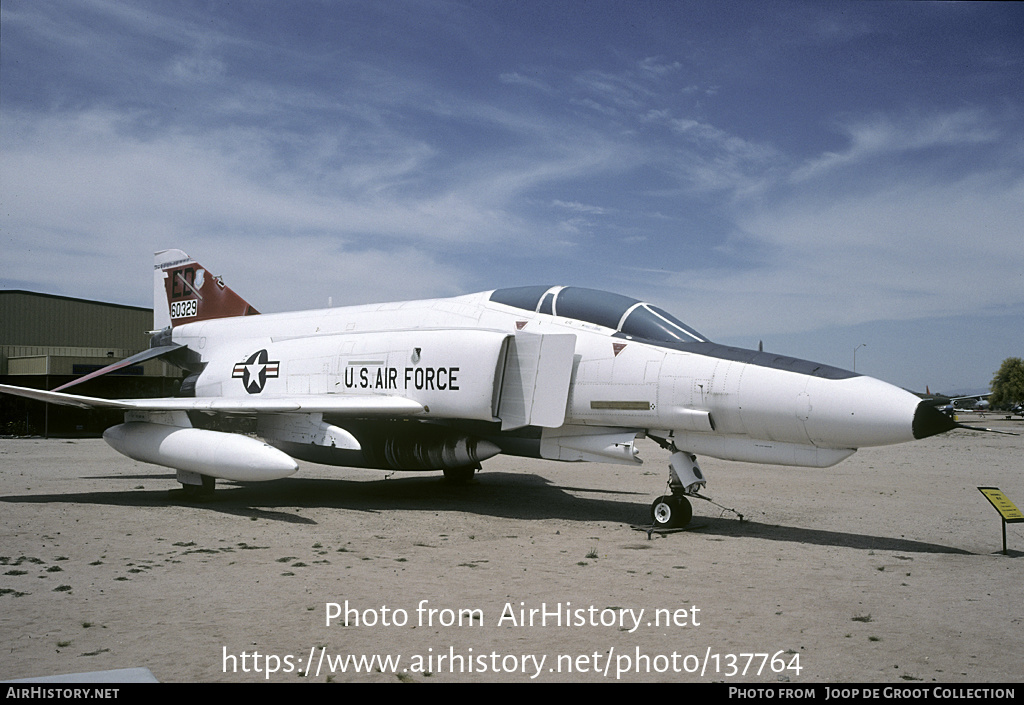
[0,384,425,416]
[948,393,992,402]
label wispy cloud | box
[550,200,609,215]
[791,110,1003,183]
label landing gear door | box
[497,331,577,431]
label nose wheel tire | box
[651,495,693,529]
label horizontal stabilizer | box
[52,344,184,392]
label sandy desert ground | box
[1,418,1022,683]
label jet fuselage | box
[169,286,944,471]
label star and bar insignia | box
[232,349,280,394]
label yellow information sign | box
[978,487,1024,523]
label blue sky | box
[2,1,1022,394]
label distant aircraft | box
[934,393,992,415]
[0,250,970,528]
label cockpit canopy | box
[489,285,706,345]
[489,285,859,380]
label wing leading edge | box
[0,384,425,416]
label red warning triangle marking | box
[612,343,627,356]
[515,321,527,330]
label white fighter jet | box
[0,249,963,528]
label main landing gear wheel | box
[442,465,478,484]
[651,494,693,529]
[180,474,215,500]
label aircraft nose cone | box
[912,400,958,440]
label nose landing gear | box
[649,446,706,529]
[639,434,746,532]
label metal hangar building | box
[1,291,180,436]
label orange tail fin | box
[153,249,259,329]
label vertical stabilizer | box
[153,249,259,329]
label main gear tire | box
[443,465,477,484]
